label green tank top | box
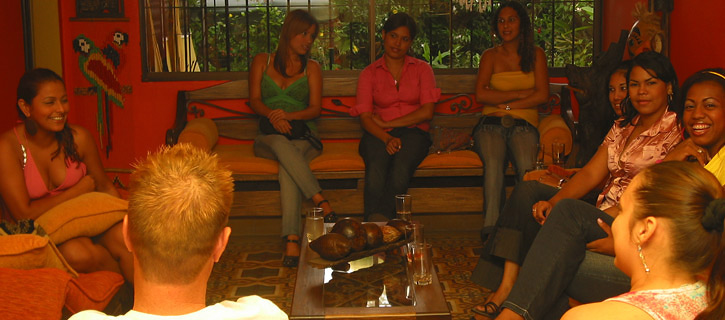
[260,54,316,132]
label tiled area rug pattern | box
[207,232,490,320]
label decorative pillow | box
[0,268,124,319]
[35,192,127,245]
[429,126,474,154]
[65,270,125,314]
[0,223,77,276]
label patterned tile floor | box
[207,231,491,320]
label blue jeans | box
[502,199,629,320]
[473,119,538,235]
[358,127,431,220]
[254,134,322,238]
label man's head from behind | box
[125,143,234,284]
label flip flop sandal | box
[471,301,501,318]
[282,237,300,267]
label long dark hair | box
[16,68,80,164]
[635,162,724,320]
[274,9,318,78]
[620,51,679,127]
[604,60,633,125]
[492,1,535,73]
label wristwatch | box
[505,105,511,111]
[557,178,567,189]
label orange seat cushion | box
[310,142,365,172]
[213,144,279,175]
[418,150,482,168]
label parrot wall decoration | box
[72,31,128,157]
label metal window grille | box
[141,0,598,77]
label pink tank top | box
[605,282,707,320]
[13,128,87,200]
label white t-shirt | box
[69,295,288,320]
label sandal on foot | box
[316,200,338,223]
[471,301,501,318]
[282,237,300,267]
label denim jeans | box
[358,127,431,220]
[502,198,629,320]
[473,119,539,235]
[254,134,322,238]
[470,180,558,289]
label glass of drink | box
[536,143,546,170]
[305,207,324,243]
[412,242,433,285]
[552,142,566,166]
[404,222,424,263]
[395,194,412,221]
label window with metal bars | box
[140,0,599,80]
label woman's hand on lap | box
[532,200,553,224]
[273,119,292,135]
[385,137,402,155]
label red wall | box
[0,1,26,133]
[602,0,725,82]
[50,0,725,172]
[58,0,224,170]
[669,0,725,81]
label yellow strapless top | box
[482,71,539,127]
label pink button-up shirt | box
[597,110,681,210]
[350,56,441,131]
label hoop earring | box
[667,93,673,106]
[24,118,37,136]
[638,244,650,273]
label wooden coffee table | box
[290,223,451,319]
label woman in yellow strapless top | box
[472,1,549,241]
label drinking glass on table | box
[552,142,566,166]
[536,143,546,170]
[412,242,433,285]
[395,194,412,221]
[305,207,325,242]
[404,222,424,263]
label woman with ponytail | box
[0,68,132,281]
[563,161,723,319]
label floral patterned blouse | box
[606,282,707,320]
[597,110,681,210]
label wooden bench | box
[166,72,572,218]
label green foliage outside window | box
[152,0,595,73]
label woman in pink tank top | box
[562,162,725,320]
[0,68,132,282]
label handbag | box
[259,118,323,150]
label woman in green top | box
[248,9,336,267]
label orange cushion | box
[310,142,365,172]
[178,118,219,152]
[35,192,127,245]
[0,234,77,276]
[0,268,123,319]
[418,150,482,168]
[65,271,125,314]
[538,114,573,157]
[0,267,68,319]
[214,144,279,175]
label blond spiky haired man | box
[70,144,287,320]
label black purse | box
[259,118,323,150]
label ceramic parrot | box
[72,32,128,156]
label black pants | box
[358,127,431,220]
